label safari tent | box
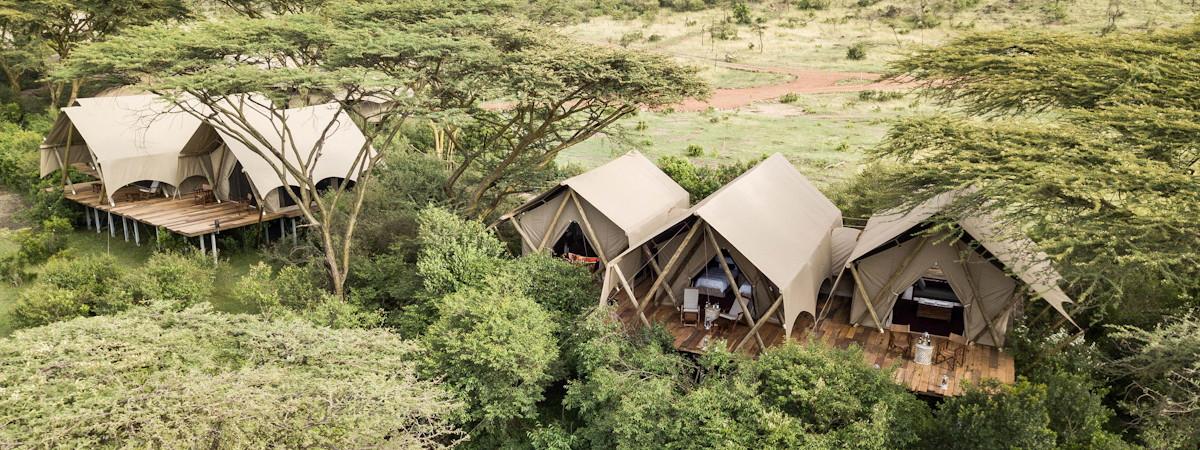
[501,151,690,274]
[40,95,372,213]
[842,191,1074,348]
[601,154,843,351]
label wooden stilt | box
[848,264,886,332]
[705,227,764,349]
[536,193,571,252]
[107,212,114,238]
[211,233,218,265]
[84,207,91,230]
[637,221,702,315]
[641,246,679,306]
[121,216,129,242]
[95,208,101,234]
[200,233,206,253]
[509,216,537,252]
[133,221,140,246]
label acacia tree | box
[59,0,703,296]
[871,25,1200,324]
[0,0,191,106]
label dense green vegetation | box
[0,0,1193,448]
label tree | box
[421,276,558,437]
[206,0,330,18]
[874,25,1200,324]
[926,380,1057,450]
[59,0,703,296]
[1108,315,1200,449]
[0,305,462,447]
[0,0,191,106]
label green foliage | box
[857,89,904,102]
[421,276,559,433]
[779,92,800,103]
[684,143,705,157]
[11,253,133,328]
[416,205,507,299]
[0,120,40,190]
[0,305,462,447]
[926,380,1056,450]
[504,252,597,321]
[793,0,830,11]
[846,41,867,60]
[236,261,381,329]
[730,1,752,25]
[1108,316,1200,449]
[0,216,70,283]
[619,30,644,47]
[658,155,763,202]
[129,251,214,308]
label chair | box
[680,288,701,326]
[934,333,967,369]
[718,300,744,336]
[886,324,912,358]
[138,181,161,196]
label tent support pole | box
[133,221,140,246]
[658,225,707,308]
[613,265,652,328]
[705,227,764,350]
[735,292,783,351]
[641,246,679,306]
[508,215,537,252]
[852,236,930,325]
[637,221,701,316]
[568,191,608,264]
[849,264,885,333]
[958,255,1002,347]
[536,191,571,252]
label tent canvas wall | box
[843,191,1074,347]
[602,154,843,351]
[503,151,690,278]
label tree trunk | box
[0,59,21,93]
[67,79,82,106]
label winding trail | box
[674,59,907,112]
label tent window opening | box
[688,252,754,319]
[553,222,600,268]
[891,270,964,337]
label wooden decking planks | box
[61,181,301,237]
[613,293,1015,397]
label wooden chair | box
[680,288,701,326]
[934,333,967,370]
[886,324,912,358]
[718,299,743,335]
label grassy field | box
[561,90,935,186]
[565,1,1198,73]
[0,228,264,336]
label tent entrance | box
[553,222,600,268]
[687,253,754,320]
[890,272,965,337]
[227,162,256,206]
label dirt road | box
[675,60,906,112]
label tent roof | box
[845,190,1074,320]
[209,99,372,196]
[693,153,842,287]
[57,95,204,166]
[561,151,690,240]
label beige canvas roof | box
[845,190,1073,319]
[608,154,843,333]
[40,95,209,197]
[561,151,691,240]
[208,99,373,197]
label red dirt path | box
[675,61,907,112]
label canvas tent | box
[601,154,843,351]
[501,151,690,277]
[842,191,1074,347]
[40,95,373,212]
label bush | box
[710,22,738,40]
[11,254,133,328]
[0,306,462,447]
[504,252,596,321]
[685,143,705,157]
[618,30,644,47]
[0,216,71,284]
[731,1,752,24]
[130,251,214,308]
[0,121,42,191]
[659,155,763,202]
[926,380,1056,450]
[415,206,507,298]
[858,89,905,102]
[779,92,800,103]
[846,42,867,60]
[793,0,830,9]
[236,262,379,329]
[422,276,558,434]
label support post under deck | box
[107,212,114,238]
[122,217,129,242]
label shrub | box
[779,92,800,103]
[710,22,738,40]
[422,276,558,433]
[731,1,752,24]
[504,252,596,321]
[11,254,133,328]
[0,121,42,191]
[846,41,867,60]
[618,30,644,47]
[415,206,507,298]
[926,380,1056,449]
[858,89,905,102]
[685,143,705,157]
[0,306,462,447]
[131,251,214,308]
[793,0,830,9]
[659,155,764,202]
[0,216,71,284]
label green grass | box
[560,91,933,186]
[0,228,264,336]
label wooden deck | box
[61,181,300,237]
[614,295,1015,397]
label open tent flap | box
[849,233,1020,346]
